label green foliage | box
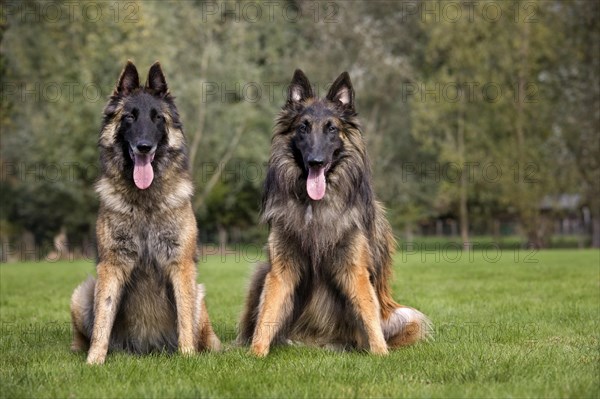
[1,0,598,250]
[1,250,599,397]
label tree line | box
[1,0,598,260]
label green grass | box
[1,249,599,398]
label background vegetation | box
[1,0,599,259]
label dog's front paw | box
[207,335,222,352]
[250,342,269,357]
[86,350,107,365]
[370,343,389,356]
[71,340,86,353]
[179,346,195,356]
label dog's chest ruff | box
[96,177,193,214]
[304,204,313,224]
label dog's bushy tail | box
[382,306,433,347]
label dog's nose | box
[307,157,325,168]
[136,142,153,154]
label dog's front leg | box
[338,235,388,355]
[87,263,129,365]
[170,261,197,355]
[250,240,300,357]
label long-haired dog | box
[238,70,431,356]
[70,61,221,364]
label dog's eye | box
[151,108,164,123]
[297,123,308,134]
[123,114,134,123]
[328,125,338,134]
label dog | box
[238,69,431,356]
[70,61,221,364]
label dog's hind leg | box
[382,306,432,348]
[70,277,95,352]
[195,284,221,352]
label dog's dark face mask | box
[114,62,170,190]
[292,109,344,200]
[286,69,355,201]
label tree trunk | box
[492,219,501,241]
[217,225,228,252]
[513,21,545,248]
[459,181,470,250]
[404,224,414,251]
[449,219,458,237]
[457,106,470,250]
[0,234,8,263]
[189,31,214,173]
[592,214,600,248]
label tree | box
[552,1,600,247]
[411,2,498,249]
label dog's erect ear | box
[326,72,354,109]
[146,61,168,97]
[288,69,313,104]
[115,61,140,96]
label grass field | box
[1,249,598,398]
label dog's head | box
[100,61,184,190]
[282,69,358,201]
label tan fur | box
[70,62,221,364]
[336,234,388,355]
[250,235,300,357]
[238,69,431,355]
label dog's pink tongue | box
[133,153,154,190]
[307,167,326,200]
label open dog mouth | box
[128,146,156,190]
[306,163,331,201]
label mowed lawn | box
[1,249,598,398]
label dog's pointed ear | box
[115,61,140,96]
[287,69,313,104]
[146,61,168,97]
[326,72,354,109]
